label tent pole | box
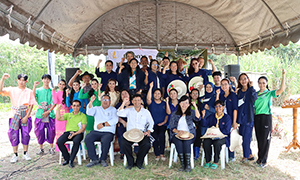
[237,48,240,65]
[47,50,55,88]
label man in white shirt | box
[117,94,154,170]
[85,95,118,167]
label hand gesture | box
[177,130,184,136]
[282,69,286,76]
[144,130,150,137]
[232,123,238,130]
[120,65,125,71]
[57,104,63,110]
[120,57,125,64]
[97,123,103,130]
[145,70,149,77]
[90,95,96,103]
[201,110,206,118]
[149,55,152,60]
[2,73,10,79]
[249,81,253,87]
[164,51,168,57]
[42,111,50,118]
[76,70,82,75]
[197,84,204,91]
[65,88,69,95]
[136,89,142,94]
[191,101,197,108]
[208,59,213,64]
[216,89,220,95]
[33,81,39,87]
[98,83,102,91]
[123,97,130,104]
[204,104,209,110]
[166,61,170,68]
[68,132,75,139]
[149,81,153,88]
[165,97,169,103]
[81,83,86,88]
[21,116,28,124]
[229,76,236,83]
[98,59,102,64]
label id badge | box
[238,98,245,107]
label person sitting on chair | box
[117,94,154,170]
[85,94,118,167]
[202,100,231,170]
[56,100,87,168]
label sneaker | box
[230,158,236,162]
[22,153,32,161]
[100,160,108,167]
[86,160,100,168]
[160,156,166,161]
[261,163,268,168]
[10,154,18,163]
[36,149,45,155]
[155,156,160,161]
[49,148,55,155]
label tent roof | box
[0,0,300,56]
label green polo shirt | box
[63,112,87,132]
[254,90,278,115]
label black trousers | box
[57,131,83,162]
[254,114,272,164]
[171,136,194,154]
[121,136,151,167]
[194,124,202,147]
[203,138,226,163]
[85,131,114,161]
[152,125,167,156]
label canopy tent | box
[0,0,300,56]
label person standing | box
[33,74,57,155]
[254,69,286,168]
[237,73,257,162]
[0,73,37,163]
[95,59,117,92]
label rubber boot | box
[194,147,200,160]
[185,153,191,172]
[178,153,185,171]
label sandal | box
[203,163,210,168]
[241,158,248,163]
[248,155,255,161]
[210,163,218,170]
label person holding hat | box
[169,95,201,172]
[202,100,231,170]
[95,59,117,92]
[187,58,208,85]
[117,94,154,170]
[177,58,188,76]
[85,94,118,167]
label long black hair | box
[168,61,182,76]
[128,58,141,77]
[258,76,270,90]
[237,73,251,89]
[149,59,159,72]
[188,58,199,75]
[69,80,81,104]
[104,78,118,94]
[190,88,202,110]
[88,79,99,97]
[175,95,192,116]
[119,89,132,103]
[221,78,234,95]
[61,79,67,105]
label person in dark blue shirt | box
[216,78,238,161]
[201,82,216,119]
[147,82,170,161]
[95,59,117,91]
[187,58,209,85]
[166,89,179,144]
[116,51,135,75]
[145,59,163,93]
[237,73,257,162]
[202,100,231,170]
[162,61,185,98]
[212,71,223,94]
[117,58,145,95]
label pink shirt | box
[0,87,37,118]
[52,90,70,112]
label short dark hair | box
[153,88,162,95]
[42,74,51,80]
[140,56,148,61]
[129,58,139,64]
[72,100,81,106]
[214,100,224,106]
[105,60,113,66]
[17,74,28,81]
[125,51,135,58]
[132,94,142,100]
[212,71,222,78]
[162,56,170,61]
[169,88,178,94]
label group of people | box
[0,50,286,171]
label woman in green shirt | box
[79,78,102,133]
[254,69,286,168]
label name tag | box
[238,98,244,107]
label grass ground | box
[0,106,299,180]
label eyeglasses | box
[215,105,223,108]
[101,99,110,102]
[151,64,159,66]
[72,105,80,107]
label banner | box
[107,49,158,70]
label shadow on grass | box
[0,144,294,180]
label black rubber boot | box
[185,153,191,172]
[178,153,185,171]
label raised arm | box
[191,101,200,119]
[165,97,171,115]
[208,59,216,74]
[32,81,39,98]
[147,82,153,105]
[144,70,149,85]
[68,70,82,87]
[0,73,10,92]
[215,89,220,101]
[276,69,286,96]
[55,104,65,121]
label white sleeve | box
[146,110,154,132]
[117,108,129,117]
[86,106,96,116]
[107,108,118,126]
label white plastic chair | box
[168,143,194,169]
[94,140,115,166]
[201,144,228,169]
[58,140,86,165]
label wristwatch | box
[102,122,105,127]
